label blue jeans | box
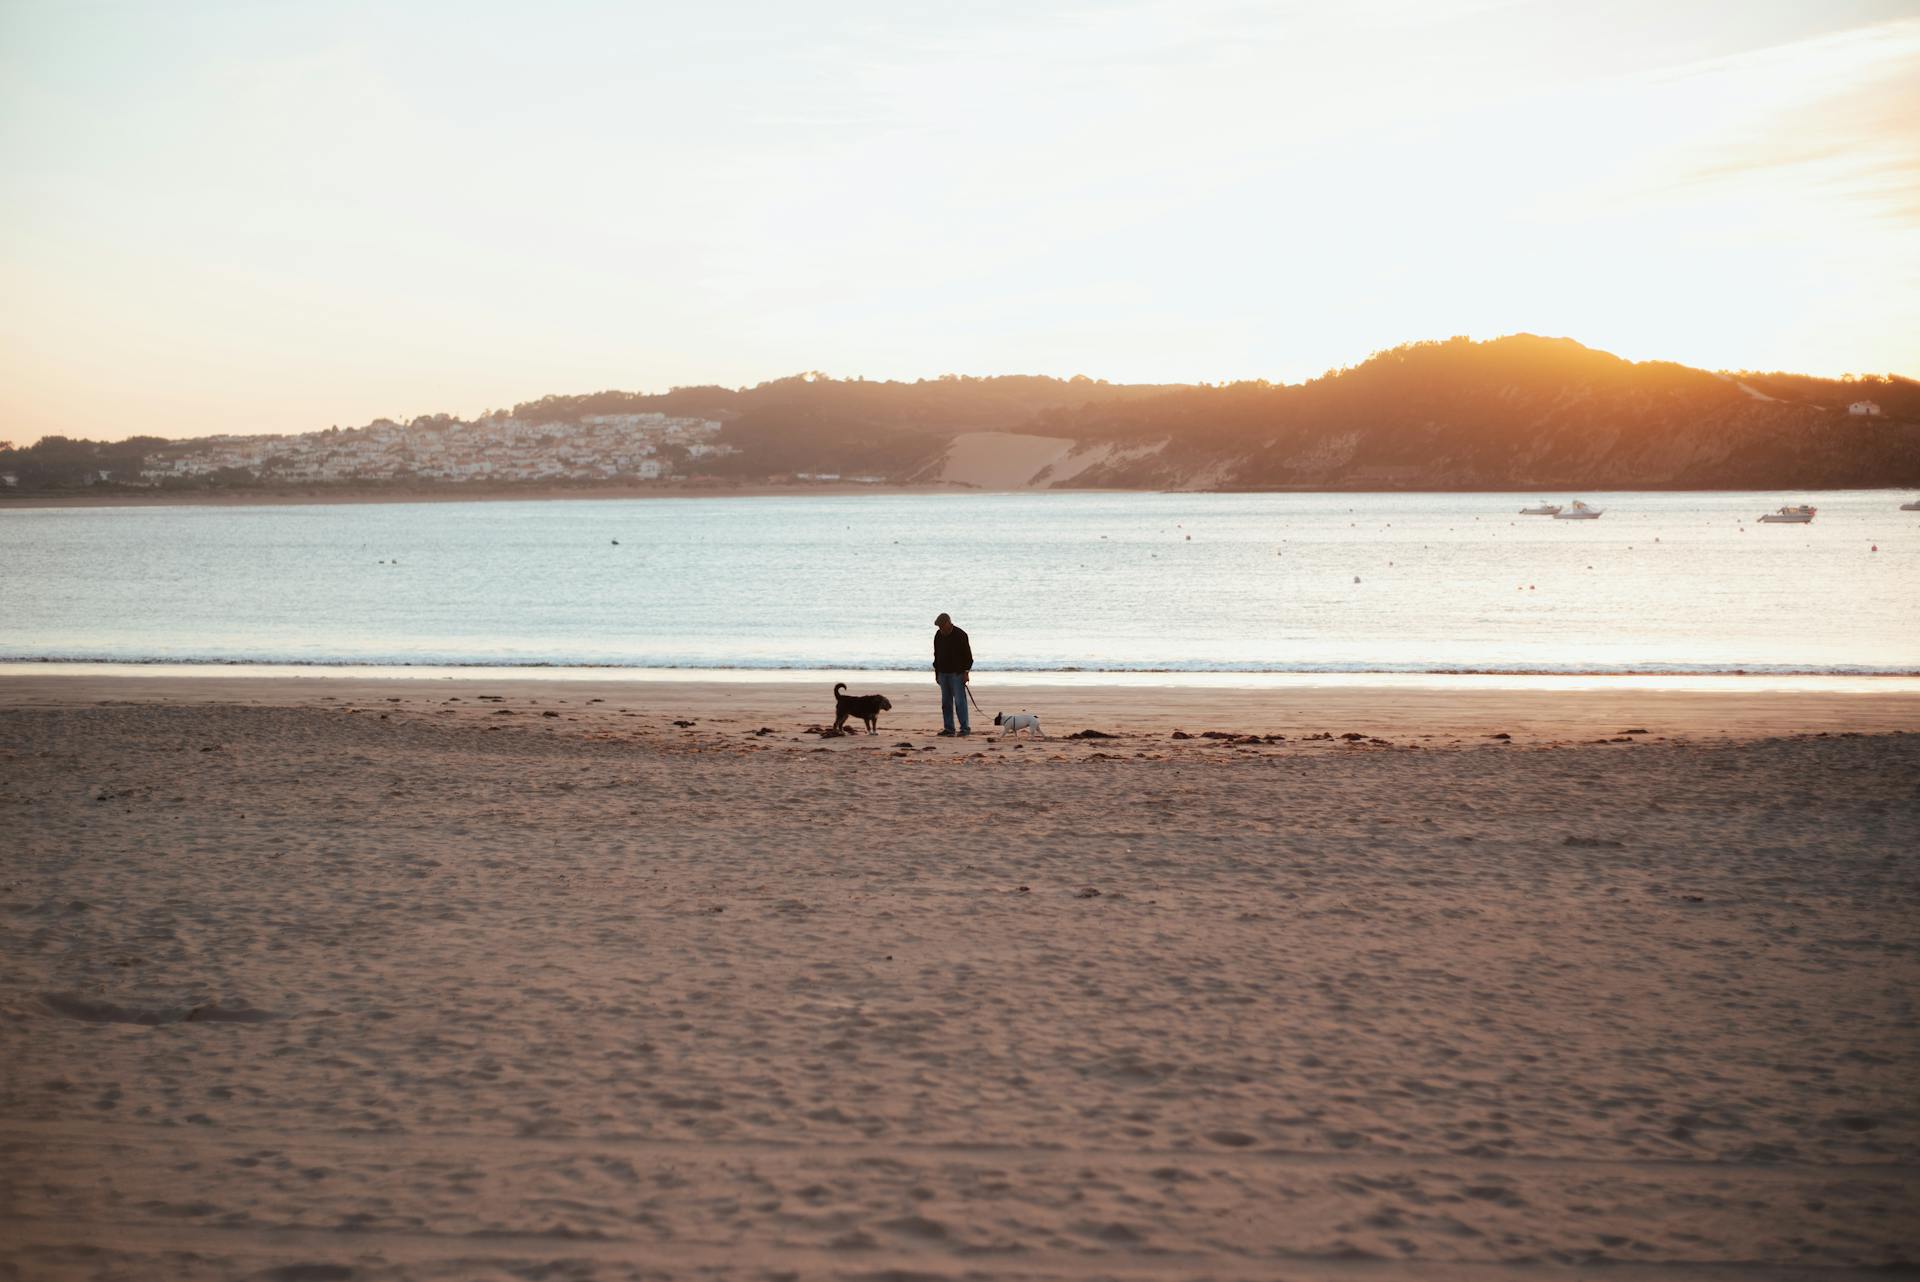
[937,671,970,733]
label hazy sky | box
[3,0,1917,441]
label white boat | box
[1758,505,1816,524]
[1902,498,1920,511]
[1552,500,1603,520]
[1519,502,1562,515]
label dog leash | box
[965,681,985,714]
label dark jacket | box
[933,625,973,674]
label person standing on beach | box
[933,612,973,737]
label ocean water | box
[2,491,1916,676]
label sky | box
[2,0,1918,442]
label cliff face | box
[1036,336,1920,490]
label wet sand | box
[2,674,1916,1280]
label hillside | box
[4,338,1915,494]
[1023,336,1920,490]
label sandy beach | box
[2,673,1917,1281]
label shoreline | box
[7,482,1919,509]
[0,482,976,508]
[5,661,1920,694]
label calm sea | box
[2,491,1916,676]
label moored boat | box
[1519,501,1562,515]
[1758,505,1816,524]
[1552,500,1603,520]
[1902,498,1920,511]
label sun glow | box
[1,1,1916,441]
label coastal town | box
[132,412,736,486]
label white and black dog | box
[992,710,1046,737]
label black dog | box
[832,682,892,734]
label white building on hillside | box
[1849,400,1883,416]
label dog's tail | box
[833,682,847,696]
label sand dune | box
[2,675,1916,1279]
[936,433,1092,488]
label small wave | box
[4,653,1918,678]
